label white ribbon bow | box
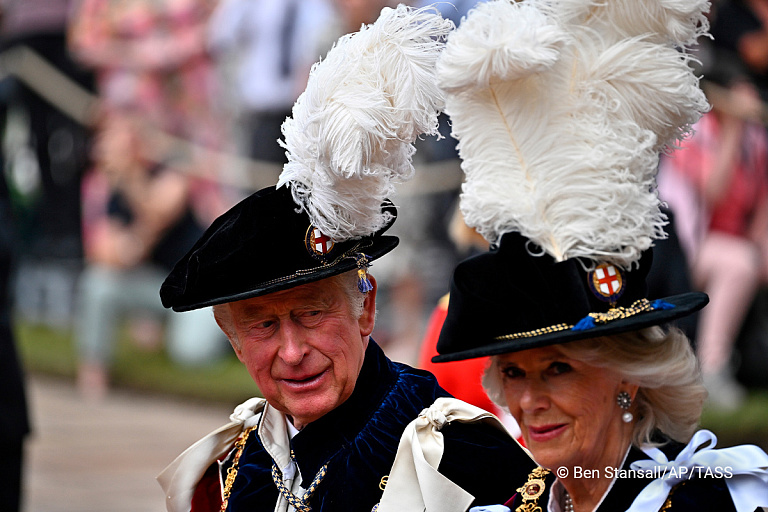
[157,397,266,512]
[626,429,768,512]
[377,397,524,512]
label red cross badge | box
[588,263,625,303]
[305,225,335,262]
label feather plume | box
[555,0,710,46]
[277,5,454,241]
[437,0,709,269]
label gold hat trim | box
[494,299,654,341]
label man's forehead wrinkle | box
[234,286,336,316]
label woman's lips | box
[527,423,567,443]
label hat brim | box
[170,235,398,312]
[432,291,708,362]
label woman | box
[431,233,768,512]
[424,0,768,510]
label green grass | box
[701,391,768,450]
[15,321,768,450]
[15,321,259,405]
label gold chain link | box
[220,426,256,512]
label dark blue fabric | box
[225,339,534,511]
[507,441,739,511]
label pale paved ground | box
[22,375,235,512]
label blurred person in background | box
[68,0,229,228]
[659,63,768,410]
[0,125,31,512]
[207,0,333,166]
[0,0,94,327]
[75,111,226,400]
[710,0,768,101]
[68,0,223,149]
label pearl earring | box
[617,391,633,423]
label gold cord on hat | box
[495,298,673,341]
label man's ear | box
[228,337,245,363]
[358,275,377,337]
[214,306,244,361]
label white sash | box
[157,397,266,512]
[377,397,531,512]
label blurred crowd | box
[2,0,768,498]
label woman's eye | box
[502,366,525,379]
[549,362,572,375]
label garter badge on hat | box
[589,264,625,304]
[306,225,336,262]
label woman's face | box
[497,345,635,472]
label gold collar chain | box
[515,467,551,512]
[220,426,256,512]
[219,426,328,512]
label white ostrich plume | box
[436,0,709,269]
[277,5,454,241]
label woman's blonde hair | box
[483,326,707,447]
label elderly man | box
[156,185,534,512]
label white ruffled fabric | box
[156,397,266,512]
[628,429,768,512]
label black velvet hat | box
[160,185,398,312]
[431,0,710,362]
[433,232,708,362]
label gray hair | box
[213,270,369,349]
[482,326,706,448]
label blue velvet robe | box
[224,340,535,511]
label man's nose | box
[278,322,308,365]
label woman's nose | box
[519,380,550,413]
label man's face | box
[223,276,376,429]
